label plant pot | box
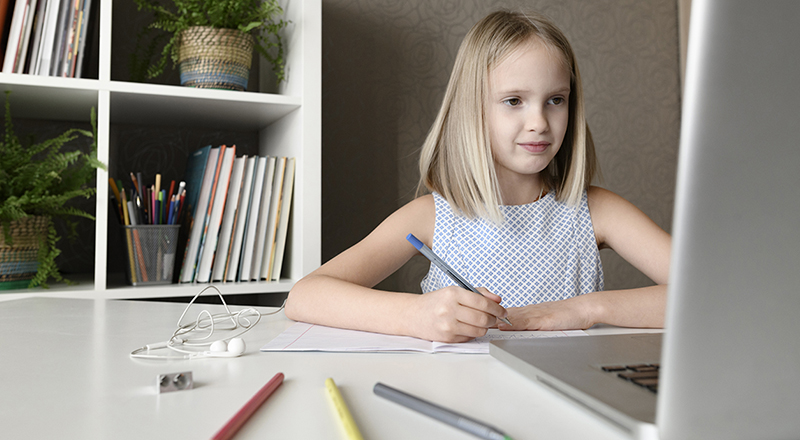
[178,26,255,91]
[0,216,49,290]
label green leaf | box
[131,0,288,84]
[0,92,105,288]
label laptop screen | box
[658,0,800,438]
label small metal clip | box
[158,371,194,393]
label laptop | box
[490,0,800,438]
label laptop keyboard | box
[601,363,660,393]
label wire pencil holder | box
[122,225,180,286]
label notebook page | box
[261,322,586,354]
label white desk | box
[0,297,650,439]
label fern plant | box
[132,0,288,83]
[0,93,106,288]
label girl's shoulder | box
[402,193,435,215]
[586,185,658,247]
[381,193,436,246]
[586,185,621,206]
[586,185,637,221]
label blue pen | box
[406,234,512,326]
[167,198,175,225]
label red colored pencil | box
[211,372,284,440]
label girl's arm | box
[285,195,508,342]
[499,186,671,330]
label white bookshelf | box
[0,0,321,301]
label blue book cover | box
[183,145,211,219]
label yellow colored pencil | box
[325,378,364,440]
[120,191,137,284]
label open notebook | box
[261,322,585,354]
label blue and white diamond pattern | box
[420,191,604,307]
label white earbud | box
[210,340,228,353]
[195,338,247,358]
[227,338,246,355]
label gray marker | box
[406,233,512,326]
[374,382,513,440]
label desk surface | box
[0,297,654,440]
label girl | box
[285,10,671,343]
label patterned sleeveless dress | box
[420,191,604,307]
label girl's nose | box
[526,109,549,133]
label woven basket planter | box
[178,26,255,91]
[0,216,49,290]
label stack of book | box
[179,145,296,284]
[1,0,96,77]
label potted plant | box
[132,0,288,91]
[0,93,105,289]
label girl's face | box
[486,40,571,193]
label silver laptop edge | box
[658,0,800,438]
[491,1,800,439]
[490,335,661,438]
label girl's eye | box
[548,96,566,105]
[503,98,522,107]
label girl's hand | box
[497,296,595,331]
[410,286,507,343]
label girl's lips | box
[519,141,550,153]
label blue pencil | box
[406,233,512,326]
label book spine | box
[35,0,59,75]
[72,0,88,77]
[262,156,286,280]
[26,0,48,73]
[191,145,227,283]
[17,0,39,73]
[238,156,267,282]
[48,0,70,76]
[225,156,257,282]
[271,158,296,281]
[211,155,245,282]
[3,0,29,72]
[250,156,276,281]
[179,146,219,283]
[195,146,235,283]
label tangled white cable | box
[130,285,284,360]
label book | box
[189,145,228,282]
[224,155,256,282]
[48,0,69,76]
[182,145,211,219]
[34,0,59,75]
[15,0,39,73]
[270,157,296,281]
[195,145,235,283]
[3,0,28,72]
[211,155,245,282]
[55,0,74,76]
[25,0,47,73]
[249,156,277,281]
[77,0,96,78]
[238,156,268,282]
[260,156,285,280]
[179,145,220,283]
[72,0,89,77]
[60,0,79,76]
[0,0,14,61]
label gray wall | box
[320,0,681,293]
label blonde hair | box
[417,9,597,223]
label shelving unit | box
[0,0,321,301]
